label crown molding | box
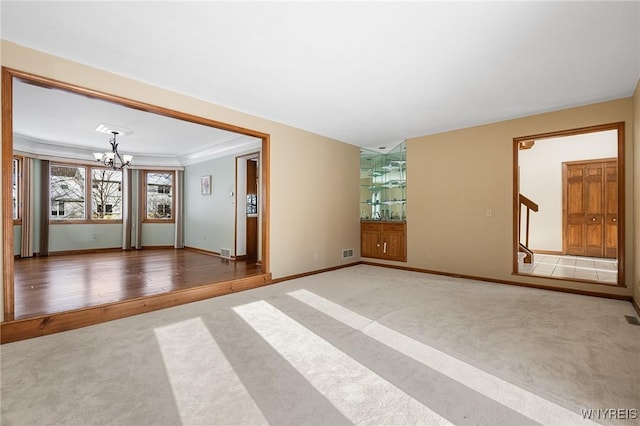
[13,133,260,167]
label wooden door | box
[604,162,618,258]
[246,159,258,264]
[563,159,616,258]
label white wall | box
[184,155,237,254]
[519,130,617,252]
[140,223,175,247]
[236,157,247,256]
[13,226,21,255]
[49,223,123,251]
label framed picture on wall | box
[200,175,211,195]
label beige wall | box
[407,98,635,297]
[634,79,640,304]
[0,41,361,317]
[1,40,636,326]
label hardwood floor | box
[12,249,261,321]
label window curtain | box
[20,158,34,258]
[39,160,50,256]
[174,170,184,249]
[121,168,132,250]
[135,170,143,250]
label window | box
[145,171,174,221]
[12,157,20,221]
[91,169,122,220]
[50,165,86,220]
[96,204,113,214]
[51,201,65,216]
[49,163,123,222]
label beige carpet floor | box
[1,264,639,425]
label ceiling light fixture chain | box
[93,131,133,170]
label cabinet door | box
[382,225,406,261]
[361,223,382,258]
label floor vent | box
[625,315,640,326]
[220,248,232,259]
[342,248,354,259]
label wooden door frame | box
[512,122,625,287]
[561,157,617,257]
[234,152,260,263]
[2,67,272,320]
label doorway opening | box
[513,122,625,286]
[2,67,271,332]
[235,152,260,265]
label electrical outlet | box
[426,252,432,260]
[486,209,492,217]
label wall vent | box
[625,315,640,326]
[342,248,354,259]
[220,248,232,259]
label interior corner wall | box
[633,79,640,304]
[408,97,634,297]
[183,155,236,254]
[0,40,361,285]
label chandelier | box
[93,131,133,170]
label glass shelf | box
[360,140,406,221]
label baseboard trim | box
[0,273,272,344]
[532,250,563,255]
[184,246,221,257]
[632,298,640,317]
[271,262,361,284]
[47,247,123,256]
[184,246,251,261]
[360,261,633,302]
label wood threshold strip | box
[0,274,271,344]
[359,261,633,301]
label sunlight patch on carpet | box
[288,288,597,426]
[233,300,453,425]
[154,317,267,425]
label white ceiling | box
[12,79,261,167]
[2,1,639,156]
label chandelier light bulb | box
[93,131,133,170]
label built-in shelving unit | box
[360,141,406,221]
[360,140,407,262]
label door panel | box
[604,161,618,258]
[361,230,380,258]
[565,164,585,255]
[584,164,604,257]
[563,159,617,259]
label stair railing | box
[519,194,539,263]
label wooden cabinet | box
[361,221,406,262]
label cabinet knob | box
[612,218,616,222]
[592,217,596,222]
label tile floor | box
[519,254,618,284]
